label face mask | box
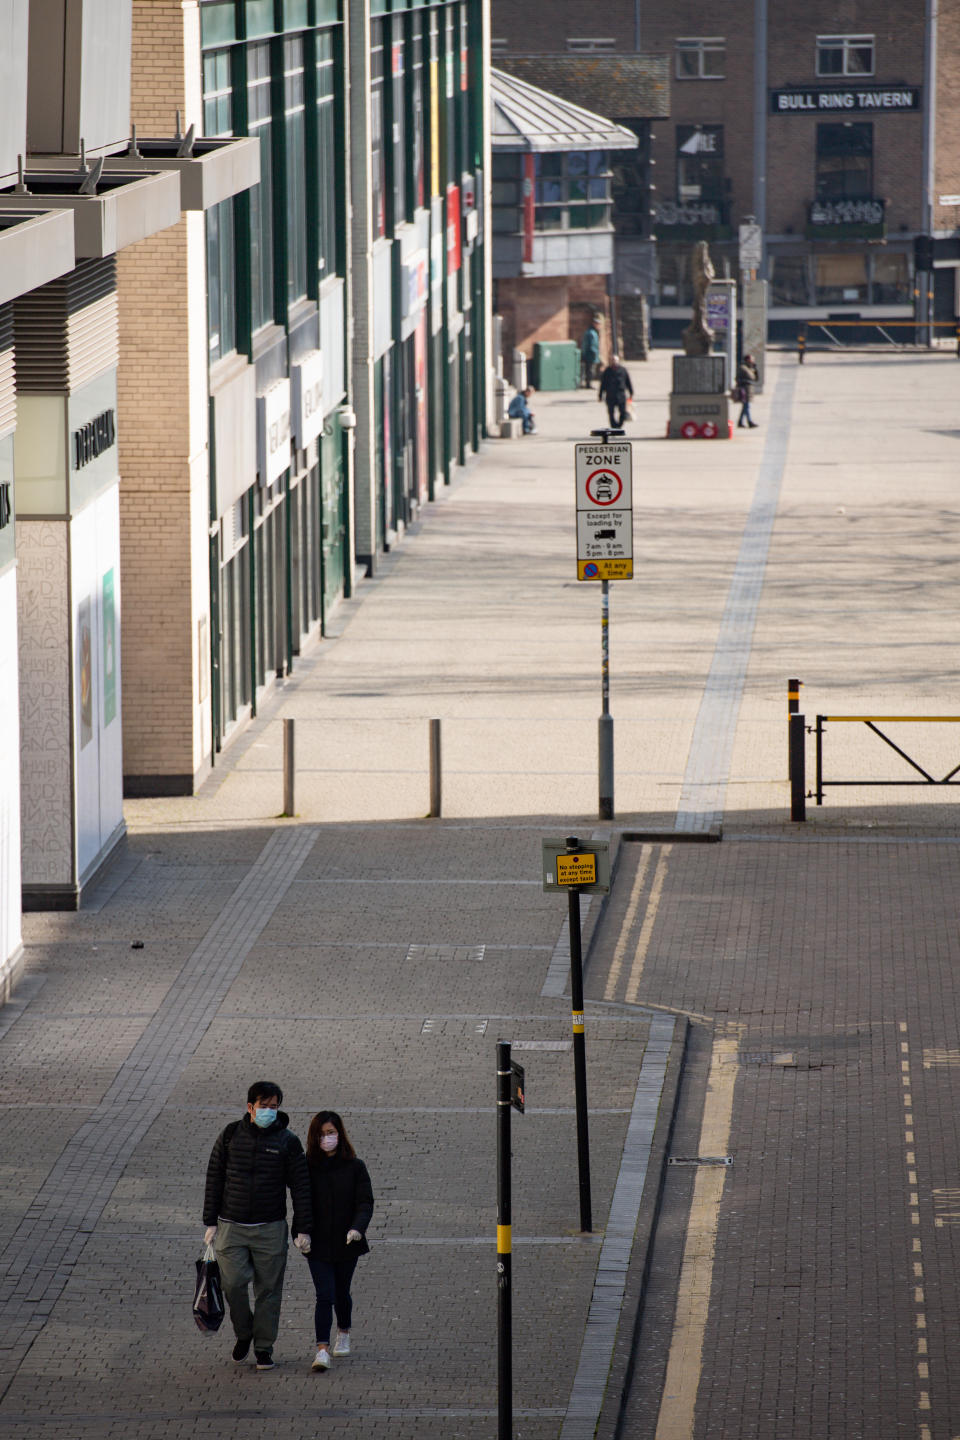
[254,1108,277,1128]
[320,1133,338,1152]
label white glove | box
[204,1225,218,1245]
[294,1234,311,1254]
[346,1229,362,1244]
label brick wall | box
[494,275,612,364]
[117,1,206,788]
[936,0,960,231]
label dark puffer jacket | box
[307,1151,374,1262]
[203,1111,312,1235]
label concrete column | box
[348,0,377,573]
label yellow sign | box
[578,558,634,582]
[556,853,597,886]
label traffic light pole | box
[497,1039,513,1440]
[566,837,593,1233]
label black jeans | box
[605,400,628,428]
[307,1252,360,1342]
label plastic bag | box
[193,1242,225,1332]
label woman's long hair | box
[307,1109,356,1162]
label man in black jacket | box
[203,1080,312,1369]
[598,355,633,429]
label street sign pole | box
[565,836,592,1232]
[599,580,613,820]
[497,1039,513,1440]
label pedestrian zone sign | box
[575,441,633,581]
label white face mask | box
[320,1133,338,1152]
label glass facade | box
[199,0,486,740]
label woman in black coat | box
[304,1110,374,1371]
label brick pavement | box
[605,834,960,1439]
[7,346,960,1439]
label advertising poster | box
[78,597,93,749]
[102,569,116,726]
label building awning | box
[490,67,639,154]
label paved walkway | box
[5,346,960,1438]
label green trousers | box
[215,1219,288,1352]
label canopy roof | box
[490,67,639,154]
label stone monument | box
[668,240,731,440]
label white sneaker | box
[311,1347,331,1371]
[333,1332,351,1356]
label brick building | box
[491,1,960,342]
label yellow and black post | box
[566,836,593,1233]
[497,1039,513,1440]
[788,680,805,821]
[797,326,806,364]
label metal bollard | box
[797,329,806,364]
[789,712,806,822]
[787,678,802,777]
[282,718,295,817]
[429,718,441,818]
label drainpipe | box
[753,0,768,277]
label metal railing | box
[787,682,960,818]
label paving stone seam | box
[0,826,320,1399]
[675,363,797,835]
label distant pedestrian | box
[598,355,633,428]
[507,386,537,434]
[203,1081,312,1370]
[580,319,601,387]
[304,1110,374,1372]
[736,353,759,428]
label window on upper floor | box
[675,38,725,80]
[816,34,874,77]
[534,151,611,231]
[567,38,616,52]
[816,122,873,201]
[676,124,725,206]
[203,50,236,361]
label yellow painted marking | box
[918,1337,928,1354]
[900,1022,908,1033]
[917,1314,927,1330]
[604,846,653,1000]
[497,1225,511,1253]
[914,1263,924,1279]
[625,848,672,1006]
[923,1047,960,1067]
[907,1152,915,1165]
[906,1131,914,1143]
[902,1061,911,1073]
[912,1213,920,1226]
[823,715,960,722]
[654,1032,739,1440]
[909,1172,918,1185]
[914,1239,922,1253]
[915,1287,925,1304]
[919,1392,931,1410]
[918,1362,929,1379]
[901,1041,910,1052]
[910,1193,919,1207]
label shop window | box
[247,42,274,329]
[284,37,307,303]
[772,255,810,306]
[370,23,387,238]
[816,122,872,201]
[676,125,724,207]
[315,30,339,279]
[815,253,867,304]
[657,248,691,306]
[390,18,407,228]
[676,38,725,79]
[872,252,910,305]
[203,51,236,360]
[203,49,233,136]
[534,151,610,231]
[817,34,874,77]
[409,20,426,212]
